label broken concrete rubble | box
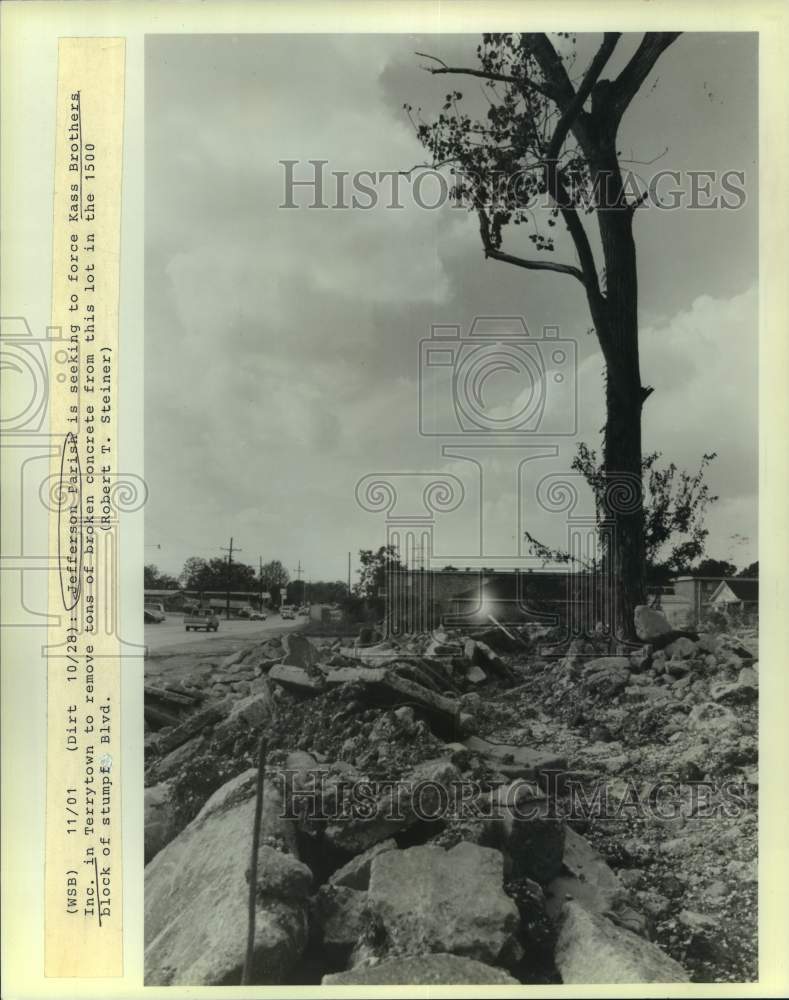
[426,636,464,658]
[324,667,462,739]
[145,703,225,758]
[634,605,674,641]
[328,838,398,890]
[366,842,521,966]
[144,781,180,862]
[710,680,758,705]
[312,884,369,963]
[687,700,740,735]
[220,649,246,670]
[582,656,631,697]
[489,798,565,884]
[281,632,320,669]
[144,611,757,985]
[348,641,401,666]
[665,635,697,659]
[324,757,463,855]
[255,845,313,899]
[545,827,632,924]
[321,953,520,984]
[144,770,306,985]
[464,638,516,680]
[213,687,275,740]
[146,733,206,784]
[268,663,326,695]
[556,901,689,983]
[462,735,567,783]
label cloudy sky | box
[145,32,758,584]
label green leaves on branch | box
[525,444,720,582]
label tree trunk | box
[595,155,647,641]
[602,370,646,641]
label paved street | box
[144,611,303,655]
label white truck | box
[184,607,220,632]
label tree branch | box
[605,33,682,122]
[416,51,550,98]
[627,189,650,215]
[546,32,620,161]
[558,201,607,323]
[483,246,586,281]
[527,33,598,159]
[526,36,614,323]
[476,207,585,283]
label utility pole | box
[293,560,304,604]
[259,555,264,610]
[220,537,241,621]
[348,551,351,594]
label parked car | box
[238,606,268,621]
[280,604,296,620]
[184,608,220,632]
[144,602,166,624]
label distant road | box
[144,611,302,656]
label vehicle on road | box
[280,604,296,620]
[184,608,220,632]
[144,601,166,624]
[238,607,268,621]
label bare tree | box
[409,32,681,639]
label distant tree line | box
[144,529,757,618]
[143,557,351,609]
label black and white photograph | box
[140,30,761,987]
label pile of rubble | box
[502,605,758,757]
[471,607,759,982]
[143,606,757,985]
